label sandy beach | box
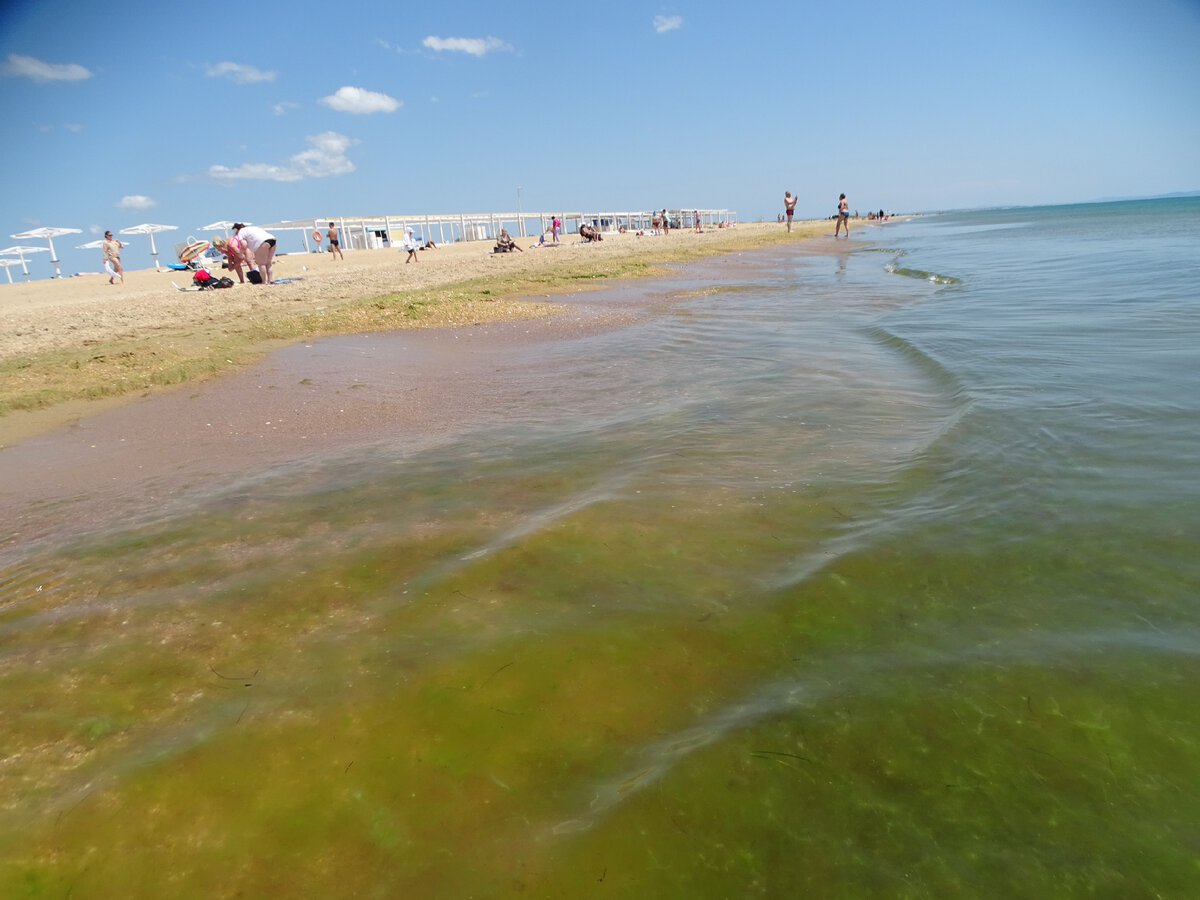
[0,220,834,445]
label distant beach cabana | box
[10,226,81,279]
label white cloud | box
[653,15,683,33]
[117,195,156,210]
[422,36,511,57]
[273,101,301,116]
[3,53,92,82]
[319,85,401,114]
[205,61,276,83]
[209,132,359,182]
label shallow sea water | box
[2,201,1199,897]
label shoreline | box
[0,220,854,446]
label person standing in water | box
[835,193,850,237]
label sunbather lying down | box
[579,224,603,243]
[531,232,559,248]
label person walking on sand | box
[101,231,124,283]
[835,193,850,237]
[402,227,420,263]
[661,209,670,235]
[550,215,562,243]
[326,222,344,260]
[784,191,797,232]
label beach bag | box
[192,269,214,288]
[247,269,263,284]
[214,276,234,289]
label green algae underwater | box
[4,207,1200,897]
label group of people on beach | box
[211,224,277,284]
[102,223,279,285]
[781,191,854,237]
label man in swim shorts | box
[784,191,797,232]
[835,193,850,237]
[326,222,343,260]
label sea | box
[2,198,1198,897]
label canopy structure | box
[0,258,26,284]
[119,223,177,270]
[10,226,82,278]
[0,245,49,281]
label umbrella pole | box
[47,237,61,278]
[149,233,159,270]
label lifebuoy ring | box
[312,229,322,242]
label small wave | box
[876,247,960,284]
[885,263,960,285]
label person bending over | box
[234,223,277,283]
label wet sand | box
[4,225,848,552]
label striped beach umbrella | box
[179,239,211,263]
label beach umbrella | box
[119,223,177,270]
[0,245,49,281]
[179,239,211,263]
[10,226,81,278]
[200,220,246,237]
[0,258,26,284]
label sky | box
[2,0,1199,279]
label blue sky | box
[2,0,1198,278]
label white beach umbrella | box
[0,245,49,281]
[200,220,246,237]
[119,223,177,270]
[10,226,82,278]
[0,258,26,284]
[77,238,133,249]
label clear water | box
[3,199,1199,897]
